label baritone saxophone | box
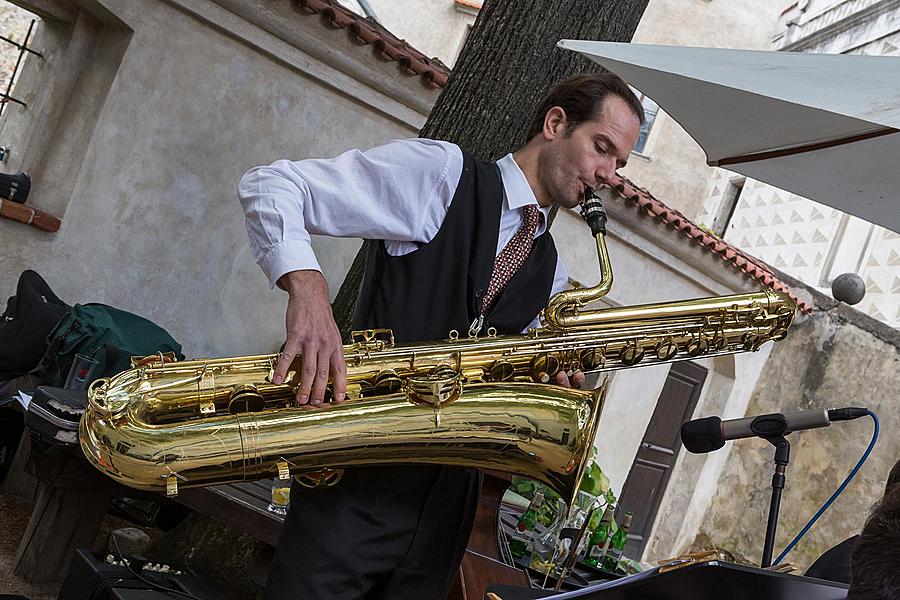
[80,190,796,509]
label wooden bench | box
[177,481,284,547]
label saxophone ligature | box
[80,190,795,508]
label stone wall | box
[694,272,900,570]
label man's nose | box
[595,157,617,185]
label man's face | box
[538,96,641,209]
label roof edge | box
[298,0,451,88]
[609,175,813,314]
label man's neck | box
[512,145,552,207]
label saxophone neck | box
[543,189,614,330]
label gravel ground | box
[0,492,156,599]
[0,493,62,600]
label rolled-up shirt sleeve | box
[238,138,462,288]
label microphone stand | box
[761,435,790,568]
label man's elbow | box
[238,167,263,200]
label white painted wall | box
[0,0,435,359]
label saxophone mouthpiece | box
[581,188,607,237]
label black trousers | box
[264,465,481,600]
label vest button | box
[475,289,482,298]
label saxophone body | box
[80,194,796,508]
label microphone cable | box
[773,408,879,566]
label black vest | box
[352,149,558,343]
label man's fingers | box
[296,344,317,405]
[331,351,348,403]
[573,370,585,389]
[555,371,572,388]
[308,350,332,406]
[273,342,301,385]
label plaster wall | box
[595,363,671,495]
[699,175,900,329]
[350,0,475,67]
[642,346,776,561]
[0,0,433,358]
[696,279,900,570]
[619,0,785,220]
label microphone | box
[681,407,869,454]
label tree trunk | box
[332,0,649,337]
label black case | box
[59,549,227,600]
[23,386,85,446]
[0,171,31,203]
[0,270,69,379]
[495,561,850,600]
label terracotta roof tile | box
[609,175,813,313]
[297,0,450,87]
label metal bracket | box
[405,367,462,427]
[350,328,395,351]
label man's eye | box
[595,144,607,154]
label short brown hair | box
[886,458,900,494]
[848,487,900,599]
[525,73,645,141]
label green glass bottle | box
[601,511,632,573]
[509,492,544,558]
[583,504,614,567]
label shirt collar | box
[497,153,550,235]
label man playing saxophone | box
[238,73,644,600]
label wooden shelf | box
[0,198,60,232]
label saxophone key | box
[530,353,560,383]
[655,339,679,361]
[620,341,645,366]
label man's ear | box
[543,106,567,140]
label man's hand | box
[274,270,347,406]
[555,370,585,389]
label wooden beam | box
[0,198,61,232]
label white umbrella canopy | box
[557,40,900,233]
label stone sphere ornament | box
[831,273,866,305]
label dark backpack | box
[35,303,185,388]
[0,270,69,379]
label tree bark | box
[332,0,649,338]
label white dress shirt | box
[238,138,569,327]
